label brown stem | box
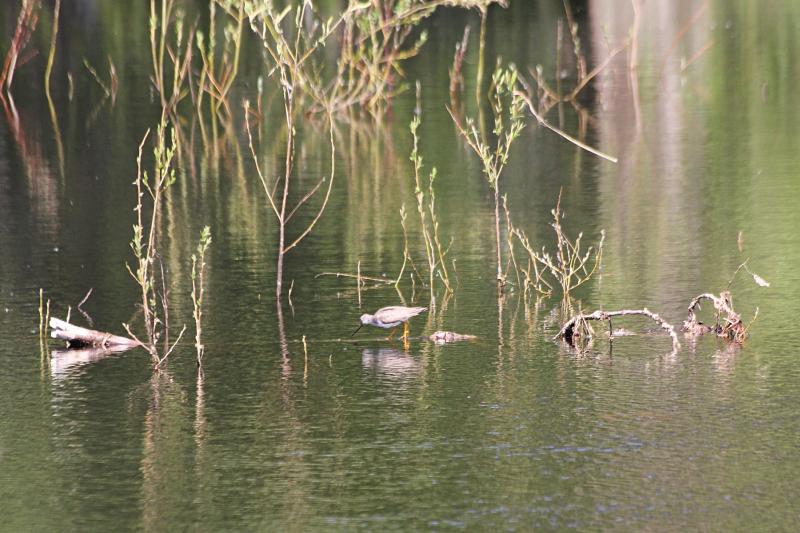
[494,187,503,284]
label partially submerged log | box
[49,318,140,349]
[682,291,747,343]
[428,331,477,344]
[556,308,680,353]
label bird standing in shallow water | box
[352,306,427,341]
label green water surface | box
[1,1,800,530]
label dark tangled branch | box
[682,291,746,343]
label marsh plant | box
[450,66,525,286]
[409,113,453,307]
[538,194,604,302]
[511,192,604,304]
[245,102,335,301]
[125,122,186,367]
[192,226,212,365]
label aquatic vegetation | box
[409,110,453,307]
[507,191,604,304]
[244,101,336,301]
[43,0,59,100]
[527,0,629,108]
[448,24,471,109]
[535,193,605,303]
[124,122,186,367]
[38,288,51,360]
[506,226,552,301]
[450,66,525,287]
[192,226,212,365]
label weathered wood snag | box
[49,318,139,349]
[556,309,680,353]
[682,291,747,343]
[51,345,133,376]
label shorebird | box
[352,306,427,341]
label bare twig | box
[516,90,618,163]
[77,288,93,309]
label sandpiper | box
[352,306,427,341]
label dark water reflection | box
[2,0,800,530]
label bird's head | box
[352,314,372,336]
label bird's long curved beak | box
[351,324,364,337]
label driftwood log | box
[556,309,681,353]
[682,291,746,342]
[49,318,140,349]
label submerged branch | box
[556,308,680,353]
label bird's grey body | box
[359,306,427,328]
[353,306,427,340]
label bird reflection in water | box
[361,348,420,379]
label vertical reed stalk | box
[38,288,45,345]
[245,100,336,303]
[192,226,212,366]
[475,8,487,107]
[410,114,453,307]
[125,122,186,367]
[39,289,51,364]
[357,260,362,308]
[449,66,524,287]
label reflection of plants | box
[125,122,186,367]
[197,1,245,140]
[83,56,119,104]
[150,0,194,117]
[242,0,503,118]
[0,0,39,96]
[450,66,525,286]
[192,226,212,365]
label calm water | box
[2,1,800,530]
